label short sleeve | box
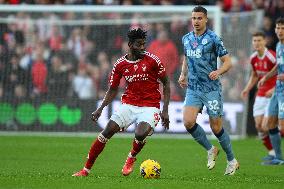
[250,59,255,72]
[269,50,276,64]
[151,54,166,79]
[109,63,122,88]
[214,35,228,57]
[157,60,166,79]
[182,35,187,56]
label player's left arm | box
[159,75,170,130]
[209,35,232,80]
[209,54,232,80]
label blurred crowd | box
[0,0,283,103]
[0,0,282,12]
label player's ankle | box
[268,150,275,156]
[207,146,214,153]
[83,167,90,173]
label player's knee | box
[135,129,148,141]
[211,125,222,134]
[184,119,196,129]
[135,122,152,141]
[255,124,262,132]
[101,127,117,139]
[135,133,147,141]
[101,120,120,138]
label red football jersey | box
[250,49,277,96]
[109,52,166,108]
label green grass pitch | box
[0,134,283,189]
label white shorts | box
[253,96,270,117]
[110,104,160,130]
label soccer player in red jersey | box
[241,31,277,161]
[72,28,170,177]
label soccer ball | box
[139,159,161,179]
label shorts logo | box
[153,113,160,127]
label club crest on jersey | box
[142,64,146,72]
[202,39,207,45]
[124,69,129,73]
[134,64,138,71]
[263,61,267,69]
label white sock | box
[268,150,275,156]
[128,152,134,158]
[228,158,237,163]
[83,167,90,173]
[207,146,214,153]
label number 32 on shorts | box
[208,100,219,110]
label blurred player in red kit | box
[241,31,277,161]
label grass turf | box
[0,134,283,189]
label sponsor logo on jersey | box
[187,49,202,58]
[125,74,149,82]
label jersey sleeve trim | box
[109,56,125,86]
[266,50,276,64]
[145,51,166,76]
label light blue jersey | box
[182,29,228,117]
[182,29,228,93]
[276,42,284,93]
[268,42,284,119]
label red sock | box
[84,134,107,169]
[262,135,273,151]
[130,139,146,157]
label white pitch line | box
[0,131,244,140]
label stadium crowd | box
[0,0,283,102]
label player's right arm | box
[178,55,188,88]
[258,64,278,87]
[91,87,119,122]
[92,61,122,122]
[241,68,258,100]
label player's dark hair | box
[127,28,147,44]
[192,6,207,16]
[276,17,284,25]
[252,31,265,38]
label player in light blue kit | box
[258,17,284,165]
[178,6,239,175]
